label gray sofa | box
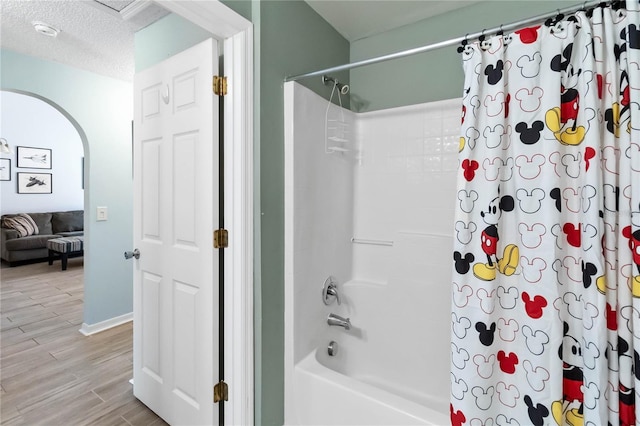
[1,210,84,266]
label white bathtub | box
[287,280,451,426]
[291,348,449,425]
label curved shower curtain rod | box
[285,0,617,82]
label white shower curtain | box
[452,1,640,425]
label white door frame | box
[157,1,254,424]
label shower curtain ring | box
[458,34,469,52]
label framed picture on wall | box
[17,146,52,169]
[17,172,52,194]
[0,159,10,181]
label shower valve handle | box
[322,276,341,306]
[326,286,341,305]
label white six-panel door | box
[132,38,218,426]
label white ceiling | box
[305,0,479,42]
[0,1,474,82]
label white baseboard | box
[79,312,133,336]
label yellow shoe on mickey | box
[566,408,584,426]
[546,107,562,133]
[551,400,563,425]
[559,126,586,146]
[632,275,640,298]
[611,102,620,137]
[596,275,607,295]
[473,263,496,281]
[459,137,465,153]
[498,244,519,276]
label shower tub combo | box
[284,81,458,425]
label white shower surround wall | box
[285,82,459,425]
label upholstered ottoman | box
[47,236,84,270]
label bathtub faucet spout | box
[327,313,351,330]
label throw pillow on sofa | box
[1,213,39,237]
[51,210,83,234]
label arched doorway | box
[0,90,87,215]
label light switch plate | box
[97,206,108,221]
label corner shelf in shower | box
[325,92,350,154]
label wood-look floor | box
[1,259,167,425]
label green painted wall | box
[134,13,212,72]
[1,49,134,326]
[222,0,251,21]
[350,0,579,111]
[222,2,350,424]
[257,2,349,424]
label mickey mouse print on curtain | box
[452,1,640,425]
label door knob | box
[124,249,140,260]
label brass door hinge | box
[213,76,228,96]
[214,229,228,249]
[214,380,228,403]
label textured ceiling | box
[0,0,168,82]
